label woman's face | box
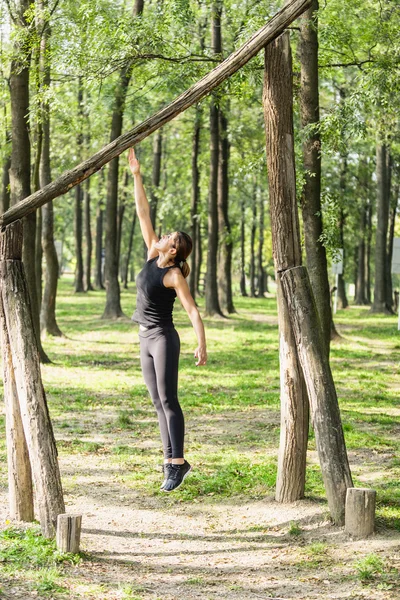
[155,232,178,253]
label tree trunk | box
[240,198,247,296]
[74,80,84,293]
[189,107,201,300]
[337,144,348,309]
[0,0,312,229]
[263,31,307,504]
[299,0,333,355]
[386,171,397,311]
[0,221,65,537]
[196,218,203,295]
[366,196,373,304]
[205,2,223,317]
[263,32,352,519]
[116,171,129,275]
[9,0,49,363]
[249,186,257,298]
[372,143,391,313]
[1,132,11,214]
[95,202,104,289]
[149,129,162,228]
[84,177,94,291]
[354,199,368,305]
[33,96,43,313]
[123,211,136,289]
[217,109,235,313]
[257,193,266,297]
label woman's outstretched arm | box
[128,148,158,254]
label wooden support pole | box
[281,266,353,524]
[263,32,308,503]
[0,0,311,228]
[345,488,376,538]
[0,221,65,537]
[0,241,34,521]
[56,514,82,554]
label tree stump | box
[345,488,376,537]
[56,514,82,554]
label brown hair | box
[174,231,193,279]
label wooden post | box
[345,488,376,537]
[0,221,65,537]
[56,514,82,553]
[263,34,353,523]
[281,266,353,524]
[263,32,309,503]
[0,222,34,521]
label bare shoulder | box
[163,267,185,289]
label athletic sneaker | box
[160,463,173,490]
[162,460,192,492]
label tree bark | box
[366,196,373,304]
[149,129,162,228]
[116,171,129,275]
[299,0,333,355]
[9,0,49,363]
[95,202,104,289]
[0,0,312,229]
[0,221,65,536]
[74,81,84,293]
[372,143,391,313]
[249,186,257,298]
[205,2,223,317]
[354,199,368,305]
[257,193,267,297]
[263,32,307,503]
[84,177,94,291]
[264,33,352,519]
[1,131,11,214]
[123,211,136,289]
[240,198,247,296]
[196,218,203,295]
[386,171,397,311]
[189,107,201,300]
[217,109,235,313]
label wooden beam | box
[0,0,311,228]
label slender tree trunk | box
[354,199,368,305]
[116,171,129,275]
[257,193,266,297]
[217,110,235,313]
[123,211,136,289]
[74,81,84,293]
[1,131,11,214]
[84,177,94,291]
[95,202,104,289]
[196,218,203,295]
[205,1,223,317]
[299,0,334,354]
[149,129,162,228]
[240,198,247,297]
[263,32,352,522]
[189,107,201,300]
[249,186,257,298]
[386,161,396,311]
[9,0,49,363]
[372,142,391,313]
[337,145,348,309]
[366,196,373,304]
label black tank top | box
[132,257,178,327]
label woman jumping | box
[128,147,207,492]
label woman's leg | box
[139,336,172,459]
[149,328,185,460]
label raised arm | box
[128,148,158,255]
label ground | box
[0,282,399,599]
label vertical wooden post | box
[263,34,353,523]
[0,221,65,537]
[0,221,34,521]
[345,488,376,537]
[263,31,309,503]
[56,514,82,553]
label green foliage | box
[354,553,385,582]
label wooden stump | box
[56,514,82,554]
[345,488,376,537]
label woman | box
[128,147,207,493]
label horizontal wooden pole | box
[0,0,311,228]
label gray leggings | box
[139,326,184,459]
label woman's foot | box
[161,463,173,489]
[162,460,192,492]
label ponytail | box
[174,231,193,279]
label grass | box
[0,276,400,597]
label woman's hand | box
[128,147,140,175]
[194,346,207,366]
